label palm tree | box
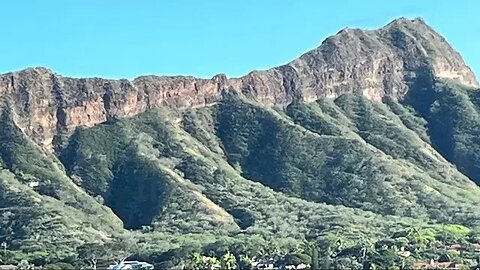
[296,240,319,269]
[359,238,376,262]
[311,246,319,270]
[204,256,221,270]
[356,237,377,270]
[185,252,204,269]
[221,251,236,270]
[237,255,252,270]
[255,247,265,260]
[1,242,7,263]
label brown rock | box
[0,17,477,149]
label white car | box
[108,260,154,270]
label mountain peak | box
[285,17,478,101]
[382,17,478,88]
[385,16,426,27]
[12,66,53,75]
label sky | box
[1,1,479,79]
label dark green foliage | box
[107,158,171,229]
[277,253,311,266]
[0,113,122,262]
[334,93,435,168]
[383,96,430,143]
[405,80,480,186]
[0,113,64,199]
[59,123,128,196]
[59,110,183,230]
[214,97,396,214]
[43,262,75,270]
[209,95,480,223]
[311,246,319,270]
[229,208,255,229]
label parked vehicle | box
[107,260,154,270]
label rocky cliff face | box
[0,17,477,149]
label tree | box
[186,252,221,270]
[221,251,236,270]
[237,255,252,270]
[76,243,107,270]
[356,237,377,269]
[105,234,138,264]
[188,253,203,269]
[1,242,7,263]
[372,247,398,269]
[298,240,319,270]
[204,256,221,270]
[438,253,451,263]
[311,246,319,270]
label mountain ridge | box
[0,17,477,150]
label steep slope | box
[185,95,480,225]
[0,110,123,262]
[0,17,480,267]
[404,79,480,186]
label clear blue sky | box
[1,0,479,79]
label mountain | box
[1,17,480,267]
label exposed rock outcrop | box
[0,17,477,148]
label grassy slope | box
[0,112,123,261]
[2,78,480,265]
[61,108,408,241]
[206,94,480,226]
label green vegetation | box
[2,79,480,268]
[210,93,480,224]
[405,80,480,186]
[0,111,122,264]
